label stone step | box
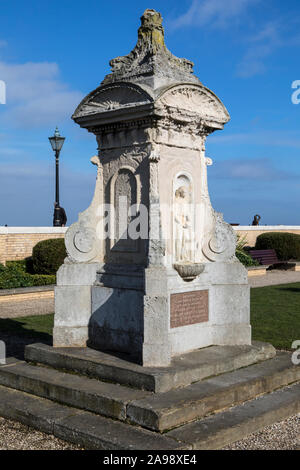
[0,360,150,421]
[25,341,276,393]
[127,352,300,431]
[168,382,300,450]
[0,385,186,450]
[0,380,298,450]
[1,352,298,433]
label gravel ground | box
[223,413,300,450]
[0,413,298,450]
[0,416,82,450]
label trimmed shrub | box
[255,232,300,261]
[32,238,67,275]
[236,250,259,267]
[0,264,56,289]
[25,256,34,274]
[0,265,33,289]
[30,274,56,286]
[6,259,27,271]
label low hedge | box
[32,238,67,275]
[0,262,55,289]
[255,232,300,261]
[5,259,27,271]
[0,239,65,289]
[29,274,56,286]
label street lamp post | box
[49,127,65,226]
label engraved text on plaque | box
[170,290,209,328]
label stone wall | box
[234,226,300,247]
[1,226,300,265]
[0,227,67,265]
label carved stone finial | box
[102,9,199,88]
[138,9,165,53]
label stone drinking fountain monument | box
[54,8,250,366]
[1,10,298,451]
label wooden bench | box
[249,249,279,266]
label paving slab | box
[249,270,300,287]
[0,298,54,318]
[25,341,276,393]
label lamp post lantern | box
[49,127,65,226]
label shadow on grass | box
[277,287,300,293]
[0,317,52,360]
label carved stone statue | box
[174,186,193,263]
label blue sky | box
[0,0,300,226]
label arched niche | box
[173,172,195,264]
[109,166,141,253]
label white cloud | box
[0,60,83,128]
[168,3,299,78]
[210,158,297,181]
[209,130,300,149]
[0,158,96,226]
[236,20,300,77]
[236,22,282,77]
[168,0,258,30]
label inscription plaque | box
[170,290,209,328]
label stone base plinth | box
[26,341,275,393]
[54,261,251,367]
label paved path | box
[0,271,299,320]
[0,297,54,318]
[249,270,300,288]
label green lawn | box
[0,313,54,340]
[0,283,299,351]
[251,283,300,350]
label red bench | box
[249,249,279,266]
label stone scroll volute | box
[64,156,104,263]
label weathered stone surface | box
[101,9,199,89]
[168,382,300,450]
[25,341,275,393]
[0,369,299,450]
[53,410,187,451]
[0,384,82,434]
[0,361,149,420]
[0,385,187,450]
[127,352,300,431]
